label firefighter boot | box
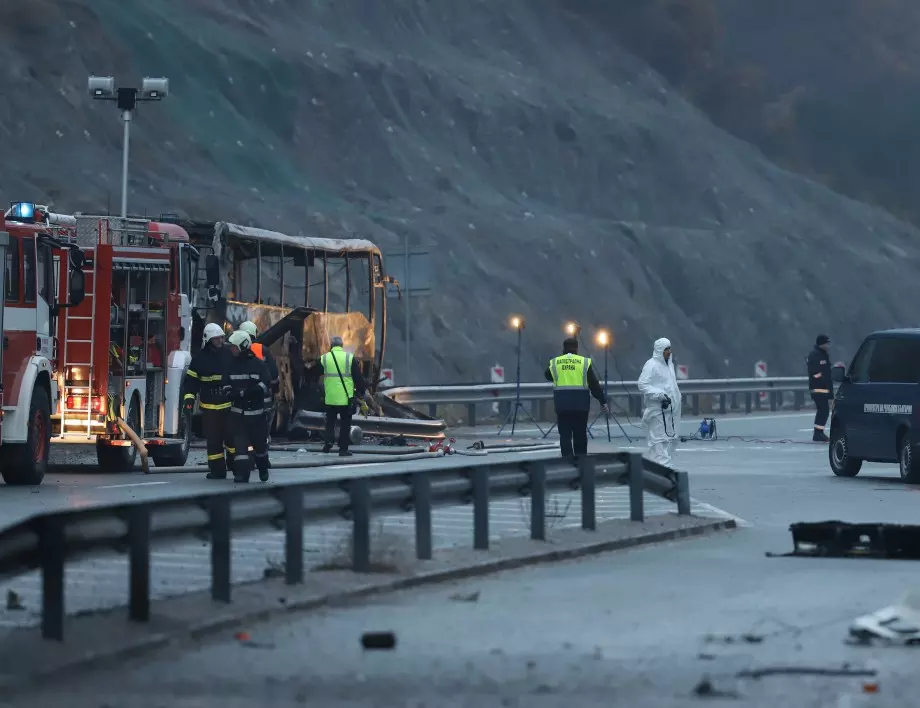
[233,457,250,484]
[258,463,270,483]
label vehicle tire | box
[2,386,51,486]
[829,426,862,478]
[96,396,141,472]
[150,410,192,467]
[899,433,920,483]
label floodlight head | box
[565,321,580,336]
[596,330,611,347]
[140,77,169,100]
[88,75,116,99]
[509,316,523,330]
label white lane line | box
[98,481,170,490]
[692,500,751,527]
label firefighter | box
[238,320,280,435]
[222,330,273,483]
[319,336,368,457]
[182,323,235,479]
[806,334,833,443]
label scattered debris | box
[234,630,275,649]
[737,665,876,680]
[704,633,764,645]
[693,676,740,698]
[263,557,285,579]
[6,590,24,611]
[361,631,396,650]
[449,590,481,603]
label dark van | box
[830,329,920,481]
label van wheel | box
[899,434,920,483]
[3,387,50,486]
[830,426,862,477]
[150,410,192,467]
[97,397,141,472]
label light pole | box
[88,75,169,218]
[498,315,543,436]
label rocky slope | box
[1,0,918,384]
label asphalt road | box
[20,515,920,706]
[12,410,920,705]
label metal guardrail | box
[383,377,813,424]
[0,451,688,641]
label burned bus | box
[168,220,388,433]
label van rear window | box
[866,338,920,383]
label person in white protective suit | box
[637,338,681,466]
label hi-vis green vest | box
[321,346,354,406]
[549,353,591,412]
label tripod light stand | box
[498,316,544,436]
[588,329,632,442]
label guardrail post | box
[691,394,700,416]
[350,478,371,572]
[770,390,778,412]
[467,403,477,427]
[579,457,596,531]
[38,517,65,641]
[412,473,433,560]
[745,392,752,414]
[794,390,804,410]
[675,471,691,515]
[628,453,645,522]
[719,394,727,415]
[529,462,546,541]
[428,404,437,418]
[127,506,151,622]
[472,467,490,550]
[282,487,304,585]
[209,497,232,603]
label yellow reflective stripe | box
[186,370,199,378]
[200,375,223,382]
[207,453,224,461]
[200,402,231,410]
[224,446,236,454]
[183,393,195,400]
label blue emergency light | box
[8,202,35,222]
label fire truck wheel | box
[96,396,141,473]
[150,409,192,467]
[2,387,50,486]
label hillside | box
[1,0,919,383]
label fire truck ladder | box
[61,255,97,438]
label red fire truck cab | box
[0,203,87,484]
[52,213,199,471]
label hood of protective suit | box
[652,338,671,363]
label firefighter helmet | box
[228,330,252,351]
[239,321,258,338]
[202,322,225,345]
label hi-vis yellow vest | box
[549,353,591,411]
[321,347,354,406]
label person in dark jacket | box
[807,334,833,442]
[544,337,609,463]
[182,323,235,480]
[311,336,368,456]
[222,330,273,483]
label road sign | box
[755,361,767,401]
[676,364,689,380]
[491,365,505,384]
[380,368,394,388]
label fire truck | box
[0,203,86,484]
[48,211,199,471]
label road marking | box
[507,413,816,437]
[692,500,751,527]
[98,481,170,490]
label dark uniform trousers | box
[325,405,354,451]
[557,410,590,459]
[231,410,269,482]
[812,393,831,432]
[202,407,235,477]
